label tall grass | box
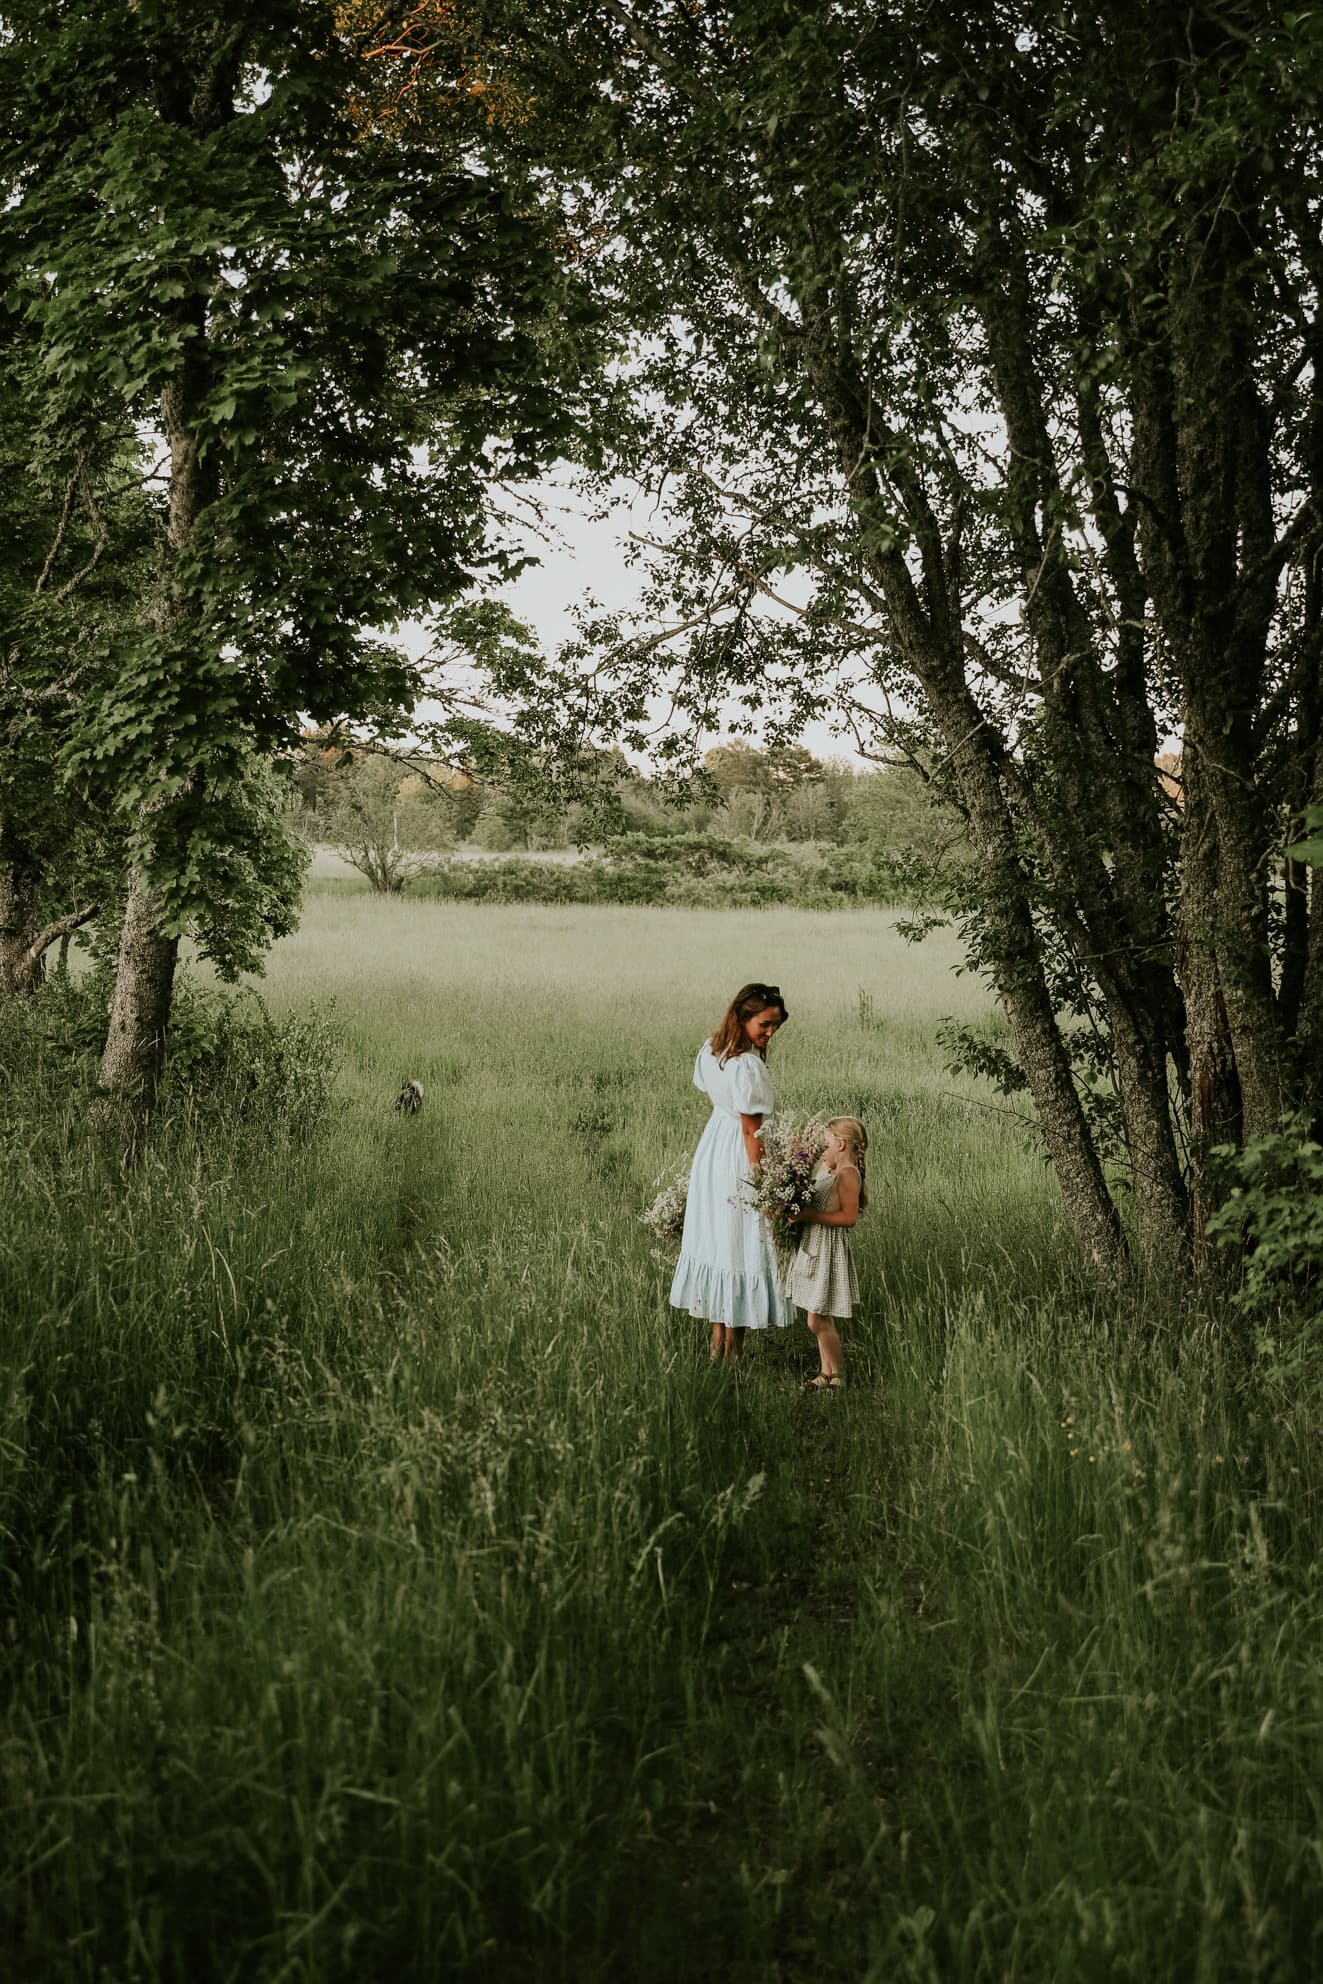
[2,891,1320,1980]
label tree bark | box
[0,853,41,998]
[1164,233,1285,1138]
[1178,752,1243,1267]
[93,870,179,1123]
[976,224,1189,1267]
[926,678,1129,1278]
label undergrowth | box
[2,904,1321,1982]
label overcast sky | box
[486,475,876,769]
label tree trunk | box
[93,872,179,1126]
[1106,995,1190,1273]
[1178,756,1242,1268]
[930,684,1128,1278]
[94,260,216,1118]
[975,217,1189,1270]
[798,321,1127,1279]
[0,856,41,997]
[1162,224,1285,1141]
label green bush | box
[1208,1115,1323,1384]
[415,857,599,904]
[0,970,342,1141]
[159,978,342,1135]
[412,833,914,910]
[0,968,111,1089]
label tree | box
[702,741,849,840]
[320,749,457,891]
[497,0,1323,1283]
[2,0,603,1120]
[0,361,154,997]
[846,767,960,866]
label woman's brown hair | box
[710,982,789,1065]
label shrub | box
[1207,1115,1323,1386]
[159,979,342,1136]
[0,970,341,1143]
[417,857,598,905]
[411,834,914,910]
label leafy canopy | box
[1,0,605,960]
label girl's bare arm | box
[799,1166,861,1228]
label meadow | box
[2,886,1321,1982]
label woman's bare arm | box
[740,1111,765,1166]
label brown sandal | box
[802,1373,841,1391]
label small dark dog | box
[395,1078,424,1115]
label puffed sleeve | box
[692,1044,710,1093]
[730,1051,774,1118]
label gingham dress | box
[784,1167,860,1319]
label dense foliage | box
[413,833,915,909]
[5,0,1321,1246]
[0,0,605,1110]
[484,0,1323,1280]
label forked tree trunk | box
[804,329,1127,1280]
[92,870,179,1126]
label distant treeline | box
[296,737,966,907]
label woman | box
[670,982,790,1362]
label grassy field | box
[3,886,1321,1981]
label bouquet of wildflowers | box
[641,1164,689,1261]
[741,1115,825,1259]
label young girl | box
[786,1116,868,1390]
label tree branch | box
[23,901,100,970]
[55,461,112,601]
[34,467,79,595]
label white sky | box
[409,473,877,770]
[398,468,884,769]
[405,471,1179,770]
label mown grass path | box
[3,895,1322,1980]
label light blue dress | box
[669,1042,789,1331]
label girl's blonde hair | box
[826,1115,869,1209]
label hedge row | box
[410,834,917,909]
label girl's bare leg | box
[725,1325,746,1363]
[709,1321,724,1361]
[807,1312,843,1378]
